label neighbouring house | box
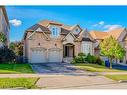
[0,6,10,47]
[90,28,127,64]
[23,20,94,63]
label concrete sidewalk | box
[0,72,98,78]
[0,71,127,78]
[0,74,67,78]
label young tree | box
[100,36,125,69]
[9,41,23,56]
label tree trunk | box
[109,58,112,69]
[116,58,117,64]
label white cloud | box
[93,24,98,27]
[93,21,105,27]
[9,19,22,27]
[99,21,105,25]
[104,24,123,31]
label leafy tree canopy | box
[0,32,6,43]
[9,41,23,56]
[100,36,125,68]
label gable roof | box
[38,19,72,30]
[24,19,83,39]
[90,30,108,40]
[90,28,125,40]
[27,24,50,33]
[108,28,125,40]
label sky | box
[6,6,127,42]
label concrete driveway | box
[30,63,96,75]
[36,75,117,89]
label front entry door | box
[63,43,74,57]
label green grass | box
[105,75,127,81]
[0,64,34,74]
[0,78,39,89]
[73,63,125,72]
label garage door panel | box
[30,49,46,63]
[48,48,62,62]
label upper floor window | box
[73,28,80,34]
[75,28,80,33]
[51,26,60,37]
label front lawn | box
[73,63,125,72]
[0,78,38,89]
[0,64,34,74]
[105,75,127,81]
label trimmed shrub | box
[71,53,86,64]
[71,52,104,65]
[85,53,92,63]
[78,52,85,57]
[85,53,103,65]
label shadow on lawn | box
[112,64,127,71]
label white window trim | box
[51,26,60,37]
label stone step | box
[63,57,73,63]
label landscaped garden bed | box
[71,52,127,72]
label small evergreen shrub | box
[71,52,86,64]
[85,53,103,65]
[85,53,92,63]
[71,53,104,65]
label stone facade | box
[23,20,94,63]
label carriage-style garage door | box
[48,48,62,62]
[30,48,46,63]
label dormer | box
[48,24,62,38]
[71,25,82,35]
[46,22,62,38]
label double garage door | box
[30,48,62,63]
